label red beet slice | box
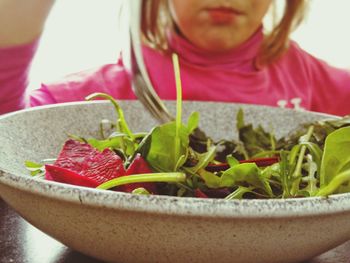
[120,153,157,193]
[46,139,125,187]
[82,148,126,184]
[194,189,208,198]
[54,139,97,173]
[45,165,99,188]
[239,157,279,167]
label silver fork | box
[123,0,174,123]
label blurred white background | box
[28,0,350,89]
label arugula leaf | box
[87,135,124,151]
[145,122,190,172]
[236,108,245,130]
[187,111,200,134]
[25,160,45,177]
[236,109,277,158]
[220,163,273,196]
[317,170,350,197]
[197,169,221,188]
[215,140,246,162]
[278,151,291,197]
[185,146,216,174]
[227,155,239,167]
[320,126,350,187]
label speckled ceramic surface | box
[1,101,350,263]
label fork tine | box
[134,75,173,123]
[124,0,173,124]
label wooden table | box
[1,198,349,263]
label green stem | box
[270,132,276,151]
[290,126,314,195]
[316,170,350,197]
[86,93,135,141]
[97,172,186,190]
[279,150,291,198]
[172,53,182,171]
[225,186,254,200]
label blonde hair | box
[141,0,308,67]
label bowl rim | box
[0,100,338,121]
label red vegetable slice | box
[239,157,279,167]
[45,165,100,188]
[54,139,98,173]
[194,189,208,198]
[82,148,126,184]
[46,139,125,187]
[120,153,157,193]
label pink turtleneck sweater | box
[1,29,350,115]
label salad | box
[26,55,350,199]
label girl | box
[1,0,350,115]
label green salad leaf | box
[145,122,190,172]
[316,127,350,196]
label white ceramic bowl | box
[1,101,350,263]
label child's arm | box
[0,0,55,47]
[0,40,39,114]
[0,0,55,114]
[28,63,136,107]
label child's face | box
[169,0,272,52]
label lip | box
[206,7,243,23]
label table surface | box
[1,198,350,263]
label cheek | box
[169,0,200,27]
[250,0,272,23]
[169,3,206,40]
[242,1,271,34]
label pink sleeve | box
[28,62,136,106]
[308,59,350,116]
[0,39,39,114]
[29,84,57,106]
[292,43,350,116]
